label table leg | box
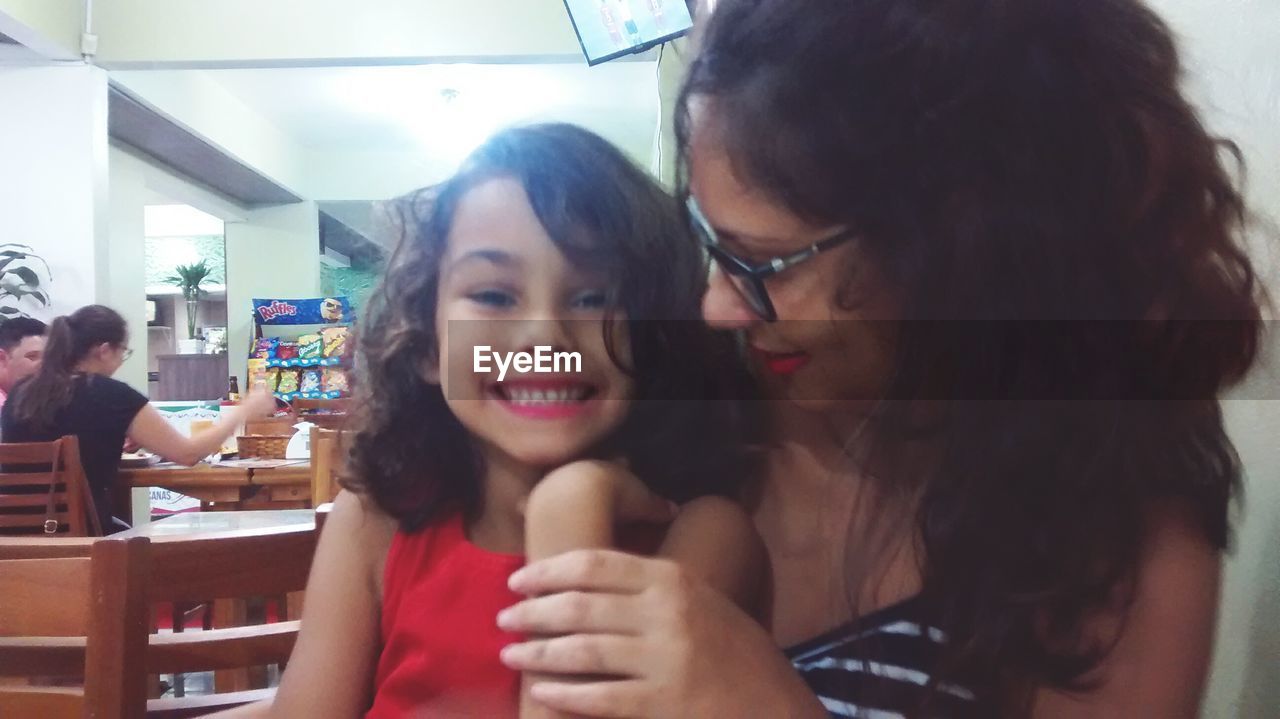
[111,479,133,526]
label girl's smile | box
[489,378,598,420]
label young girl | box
[232,123,762,717]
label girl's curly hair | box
[342,123,759,531]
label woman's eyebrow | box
[711,224,791,254]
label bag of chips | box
[276,369,301,394]
[262,367,282,393]
[247,359,270,391]
[322,368,349,395]
[298,334,324,360]
[252,337,279,359]
[300,369,323,394]
[321,326,349,358]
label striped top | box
[786,596,980,718]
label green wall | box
[320,264,380,309]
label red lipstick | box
[752,347,811,376]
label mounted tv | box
[563,0,694,66]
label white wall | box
[111,71,309,200]
[0,0,81,59]
[94,0,584,67]
[108,144,250,393]
[224,203,320,388]
[1141,1,1280,717]
[106,146,150,391]
[0,64,109,319]
[654,37,691,187]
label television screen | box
[563,0,694,66]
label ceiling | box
[109,60,662,204]
[197,62,660,155]
[0,31,49,64]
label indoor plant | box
[165,260,214,353]
[0,244,52,319]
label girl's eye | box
[570,290,609,310]
[468,289,516,308]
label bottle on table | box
[220,376,243,455]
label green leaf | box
[31,291,49,306]
[166,259,215,296]
[10,267,40,288]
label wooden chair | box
[0,536,147,719]
[292,398,349,430]
[291,397,350,415]
[140,524,317,716]
[308,427,343,508]
[0,521,319,717]
[0,436,101,537]
[242,416,297,436]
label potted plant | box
[0,244,52,319]
[165,260,214,354]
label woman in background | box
[3,304,274,533]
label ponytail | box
[10,305,127,429]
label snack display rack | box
[247,297,353,401]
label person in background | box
[0,316,47,412]
[2,304,275,533]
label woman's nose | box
[702,264,761,330]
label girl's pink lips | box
[751,346,812,376]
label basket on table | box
[235,434,291,459]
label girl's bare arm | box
[520,461,765,719]
[206,491,394,718]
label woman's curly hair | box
[679,0,1264,713]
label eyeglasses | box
[121,348,134,361]
[687,196,858,322]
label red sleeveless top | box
[365,513,525,718]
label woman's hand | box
[497,549,826,719]
[241,386,278,419]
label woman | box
[497,0,1264,716]
[2,305,275,533]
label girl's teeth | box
[503,387,585,405]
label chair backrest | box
[242,416,297,436]
[293,398,350,430]
[291,397,350,414]
[315,501,334,534]
[0,536,146,719]
[309,427,343,507]
[139,524,318,717]
[0,436,101,537]
[0,522,319,718]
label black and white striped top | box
[786,596,980,718]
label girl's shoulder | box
[326,490,399,599]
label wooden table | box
[115,510,316,694]
[116,461,312,524]
[113,509,315,538]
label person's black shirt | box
[2,373,149,533]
